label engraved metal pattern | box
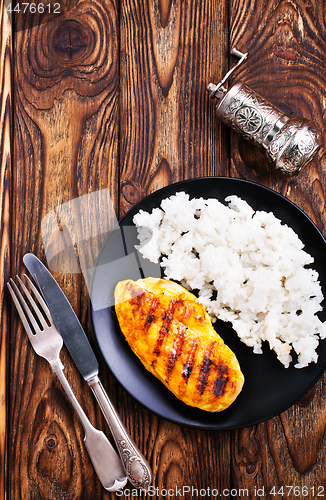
[267,121,300,161]
[235,106,262,133]
[219,83,287,148]
[298,130,316,155]
[214,82,322,174]
[268,120,321,174]
[116,434,151,490]
[227,96,242,114]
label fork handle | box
[88,375,152,490]
[51,359,127,492]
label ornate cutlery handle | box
[51,359,127,492]
[89,375,152,490]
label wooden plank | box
[119,0,231,494]
[11,1,120,498]
[229,1,326,497]
[0,2,12,499]
[119,0,230,215]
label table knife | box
[23,253,152,491]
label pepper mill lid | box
[208,49,322,175]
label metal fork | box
[7,275,127,492]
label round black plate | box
[89,177,326,429]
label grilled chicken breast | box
[114,277,244,412]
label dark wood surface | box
[1,0,326,498]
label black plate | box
[89,177,326,429]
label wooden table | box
[1,0,326,498]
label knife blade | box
[23,252,152,491]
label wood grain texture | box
[0,3,12,499]
[12,1,120,498]
[6,0,326,498]
[119,0,232,495]
[119,0,230,215]
[229,1,326,497]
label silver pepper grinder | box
[207,48,322,175]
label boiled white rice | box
[133,191,326,368]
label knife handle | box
[51,360,127,492]
[89,375,152,490]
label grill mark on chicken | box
[129,294,143,310]
[150,303,176,367]
[153,301,175,357]
[213,364,229,397]
[125,281,143,299]
[144,299,159,332]
[182,340,198,382]
[152,299,184,361]
[197,342,216,394]
[166,326,186,379]
[115,278,244,412]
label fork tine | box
[7,279,36,339]
[15,276,49,331]
[23,274,54,326]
